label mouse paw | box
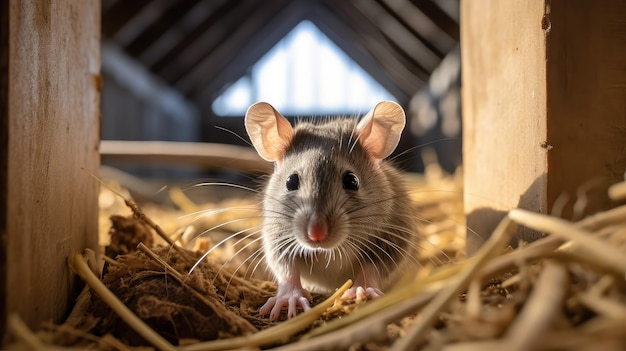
[341,286,383,303]
[259,287,313,320]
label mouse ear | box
[245,102,294,162]
[356,101,406,160]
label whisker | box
[344,238,383,280]
[248,247,269,279]
[213,125,253,147]
[187,182,260,194]
[342,240,366,280]
[348,234,399,269]
[351,225,417,255]
[188,225,261,274]
[389,138,460,162]
[187,217,261,245]
[177,205,260,222]
[275,237,298,264]
[219,235,265,300]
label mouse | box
[244,101,418,320]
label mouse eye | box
[342,172,359,190]
[286,173,300,191]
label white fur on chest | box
[295,252,357,294]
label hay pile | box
[7,164,626,350]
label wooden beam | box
[326,0,426,90]
[462,1,549,254]
[376,0,456,57]
[192,0,413,109]
[433,0,460,23]
[350,0,442,70]
[333,0,431,80]
[179,0,296,97]
[147,0,238,74]
[544,1,626,218]
[123,0,201,56]
[2,0,100,336]
[0,0,9,338]
[111,0,183,48]
[310,5,413,104]
[101,41,199,121]
[192,0,419,109]
[409,0,460,41]
[101,0,151,38]
[462,0,626,254]
[100,140,272,174]
[102,0,121,12]
[156,0,269,83]
[136,1,227,67]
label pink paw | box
[341,286,383,303]
[259,287,313,320]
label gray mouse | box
[245,101,418,319]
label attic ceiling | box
[101,0,460,108]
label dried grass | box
[7,164,626,351]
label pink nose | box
[307,218,329,242]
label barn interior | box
[99,0,462,182]
[3,0,626,350]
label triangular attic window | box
[212,20,395,116]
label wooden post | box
[462,1,626,254]
[0,0,100,339]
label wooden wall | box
[101,42,200,145]
[100,42,201,179]
[0,0,100,339]
[462,0,626,254]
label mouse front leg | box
[259,269,312,320]
[341,265,384,302]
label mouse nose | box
[307,216,329,242]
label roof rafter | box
[348,0,440,72]
[150,0,250,79]
[135,1,227,68]
[376,0,456,56]
[311,4,415,102]
[102,0,152,38]
[190,0,309,105]
[409,0,460,41]
[100,0,460,115]
[124,0,202,57]
[326,0,426,88]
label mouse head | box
[244,101,405,167]
[245,101,406,252]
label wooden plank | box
[461,1,549,254]
[101,41,199,123]
[124,0,202,56]
[100,140,272,174]
[2,0,100,335]
[111,0,179,47]
[154,0,265,82]
[544,1,626,219]
[0,0,9,339]
[191,1,309,103]
[351,0,442,70]
[408,0,460,41]
[101,0,150,38]
[327,0,426,90]
[137,1,227,67]
[462,0,626,255]
[175,0,293,95]
[377,0,456,57]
